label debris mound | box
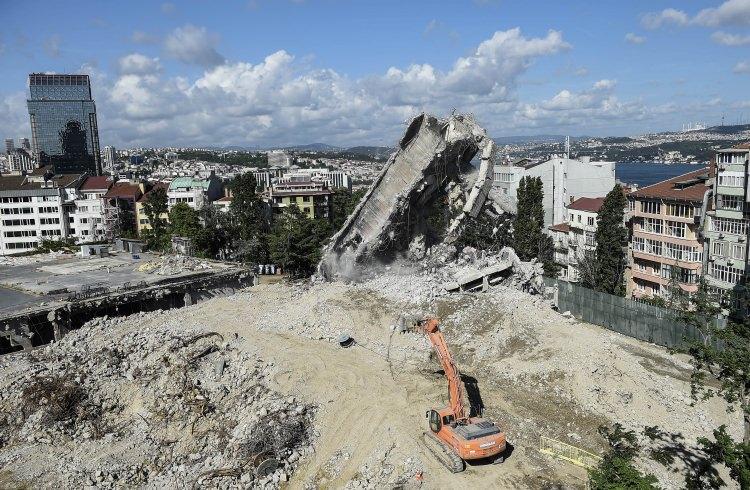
[137,254,215,275]
[0,311,315,488]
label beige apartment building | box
[627,168,709,299]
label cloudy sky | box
[1,0,749,148]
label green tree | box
[513,176,556,275]
[593,185,628,296]
[228,173,270,263]
[589,424,659,490]
[192,204,232,259]
[455,212,513,253]
[142,187,170,251]
[331,188,366,230]
[268,205,329,278]
[168,203,201,239]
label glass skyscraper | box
[27,74,102,175]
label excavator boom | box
[418,318,465,420]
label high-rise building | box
[4,139,14,154]
[26,73,102,176]
[19,138,31,151]
[103,145,116,169]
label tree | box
[331,188,366,231]
[513,176,556,275]
[192,204,231,259]
[268,205,329,278]
[455,212,513,253]
[142,187,169,251]
[168,203,201,238]
[588,424,659,490]
[228,173,269,263]
[593,185,627,296]
[686,283,750,488]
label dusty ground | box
[0,276,742,489]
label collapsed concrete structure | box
[319,113,502,280]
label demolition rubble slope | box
[1,276,742,489]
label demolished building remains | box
[319,113,508,280]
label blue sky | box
[1,0,749,148]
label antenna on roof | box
[565,136,570,159]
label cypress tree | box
[513,176,557,275]
[593,184,627,296]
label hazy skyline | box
[1,0,749,148]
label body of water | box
[615,162,705,188]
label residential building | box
[214,196,232,213]
[549,197,605,281]
[167,174,223,210]
[294,168,352,191]
[135,182,170,235]
[103,146,116,170]
[71,176,112,243]
[493,155,616,227]
[7,149,35,172]
[0,172,85,255]
[19,138,30,151]
[627,168,709,300]
[266,173,334,220]
[4,139,14,154]
[26,74,102,175]
[103,181,143,240]
[702,144,749,315]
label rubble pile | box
[0,311,315,489]
[137,255,215,276]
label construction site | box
[0,114,743,489]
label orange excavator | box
[407,317,507,473]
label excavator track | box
[422,432,465,473]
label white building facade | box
[493,156,616,227]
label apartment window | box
[633,236,645,252]
[4,230,37,238]
[628,200,635,212]
[77,205,89,212]
[732,243,746,261]
[717,194,743,211]
[1,208,32,215]
[6,242,38,250]
[666,203,695,218]
[645,239,662,256]
[585,231,596,247]
[41,229,61,237]
[643,218,663,234]
[711,217,747,235]
[710,263,744,285]
[81,230,89,236]
[80,218,89,224]
[712,241,728,257]
[666,221,686,238]
[636,281,646,292]
[587,216,595,226]
[577,214,581,223]
[637,261,647,272]
[40,217,60,225]
[2,219,35,226]
[498,173,514,183]
[718,173,745,188]
[0,197,31,203]
[641,201,661,214]
[39,206,59,214]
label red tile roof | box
[104,182,142,200]
[628,168,709,203]
[568,197,605,213]
[549,223,571,233]
[216,196,232,202]
[80,176,112,191]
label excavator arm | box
[414,317,466,421]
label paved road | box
[0,286,41,313]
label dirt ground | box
[179,280,741,489]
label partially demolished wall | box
[319,113,498,280]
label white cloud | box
[593,79,617,90]
[132,30,159,44]
[711,30,750,45]
[43,35,61,57]
[693,0,750,26]
[118,53,161,75]
[164,25,225,67]
[733,60,750,73]
[641,8,689,29]
[624,33,646,44]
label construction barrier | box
[539,436,602,469]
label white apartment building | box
[0,173,85,255]
[70,176,112,243]
[7,149,35,172]
[493,156,616,227]
[549,197,605,281]
[103,146,117,170]
[167,174,223,210]
[267,150,293,168]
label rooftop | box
[628,168,709,203]
[549,223,571,233]
[168,177,212,191]
[567,197,605,213]
[0,173,83,192]
[80,176,113,191]
[104,182,142,200]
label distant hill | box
[279,143,341,152]
[345,146,394,159]
[706,124,750,135]
[493,135,592,145]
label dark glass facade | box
[27,74,102,175]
